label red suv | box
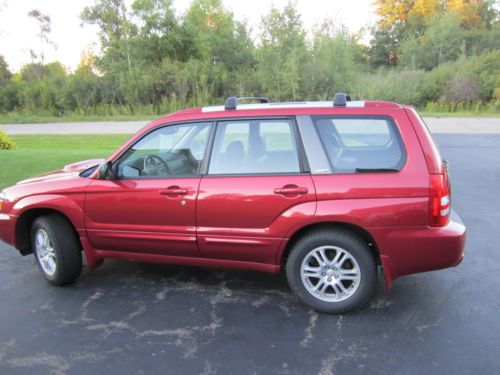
[0,94,466,313]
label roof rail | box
[333,93,352,107]
[224,96,270,110]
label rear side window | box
[313,116,406,173]
[209,119,300,174]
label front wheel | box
[31,214,82,286]
[286,229,377,314]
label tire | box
[31,214,82,286]
[286,229,377,314]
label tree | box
[370,0,443,67]
[447,0,497,29]
[0,55,11,86]
[423,12,464,68]
[0,56,18,113]
[463,21,500,56]
[257,2,306,100]
[184,0,254,68]
[28,9,55,75]
[303,21,361,99]
[374,0,415,28]
[131,0,191,63]
[81,0,137,73]
[368,26,402,67]
[0,0,497,116]
[399,12,464,70]
[63,49,102,110]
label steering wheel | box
[143,155,171,176]
[181,148,200,167]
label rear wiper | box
[355,168,399,173]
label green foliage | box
[368,25,403,67]
[0,131,16,150]
[354,69,427,105]
[303,22,361,99]
[0,0,498,119]
[443,75,481,103]
[0,56,11,86]
[399,12,464,70]
[256,2,307,101]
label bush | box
[353,69,426,106]
[0,131,16,150]
[442,75,481,104]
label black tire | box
[31,214,82,286]
[286,229,377,314]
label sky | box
[0,0,376,72]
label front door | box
[196,118,316,265]
[85,121,212,257]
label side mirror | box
[98,161,116,180]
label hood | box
[16,158,105,185]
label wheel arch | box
[15,208,80,255]
[280,221,381,267]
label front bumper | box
[0,213,17,247]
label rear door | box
[197,118,316,265]
[297,112,429,228]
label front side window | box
[209,119,300,174]
[117,122,211,178]
[313,116,405,173]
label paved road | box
[0,120,147,135]
[1,117,500,135]
[1,132,500,374]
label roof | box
[171,99,398,114]
[146,99,403,131]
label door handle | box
[274,186,308,195]
[160,186,188,196]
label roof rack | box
[333,93,352,107]
[224,96,270,110]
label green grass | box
[0,134,131,189]
[0,114,157,124]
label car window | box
[313,116,405,173]
[333,119,392,147]
[209,119,300,174]
[117,122,211,178]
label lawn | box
[0,134,131,189]
[0,114,158,124]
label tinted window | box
[209,119,300,174]
[117,122,211,178]
[313,116,405,173]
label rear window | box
[208,119,300,174]
[313,116,406,173]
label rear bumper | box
[371,210,466,288]
[0,213,16,247]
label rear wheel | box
[286,229,377,313]
[31,214,82,286]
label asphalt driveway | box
[1,131,499,374]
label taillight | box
[429,173,450,227]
